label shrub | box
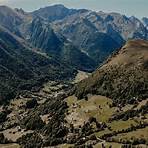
[0,133,9,144]
[22,113,45,130]
[26,98,38,109]
[0,111,7,123]
[17,132,43,148]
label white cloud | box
[0,0,9,4]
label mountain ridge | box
[0,26,76,104]
[75,39,148,106]
[0,5,148,70]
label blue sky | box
[0,0,147,18]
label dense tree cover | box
[18,94,69,146]
[74,40,148,107]
[18,95,104,147]
[110,101,148,121]
[75,64,148,107]
[21,113,45,130]
[0,28,76,105]
[0,133,9,144]
[0,111,7,123]
[25,98,38,109]
[17,132,43,148]
[101,122,148,143]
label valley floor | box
[0,71,148,148]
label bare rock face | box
[31,4,79,22]
[0,6,24,36]
[45,6,147,64]
[142,17,148,38]
[0,5,148,70]
[142,17,148,27]
[0,5,96,72]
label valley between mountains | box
[0,4,148,148]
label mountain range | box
[0,4,148,104]
[32,5,148,62]
[0,5,148,68]
[0,4,148,148]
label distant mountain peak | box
[48,4,66,8]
